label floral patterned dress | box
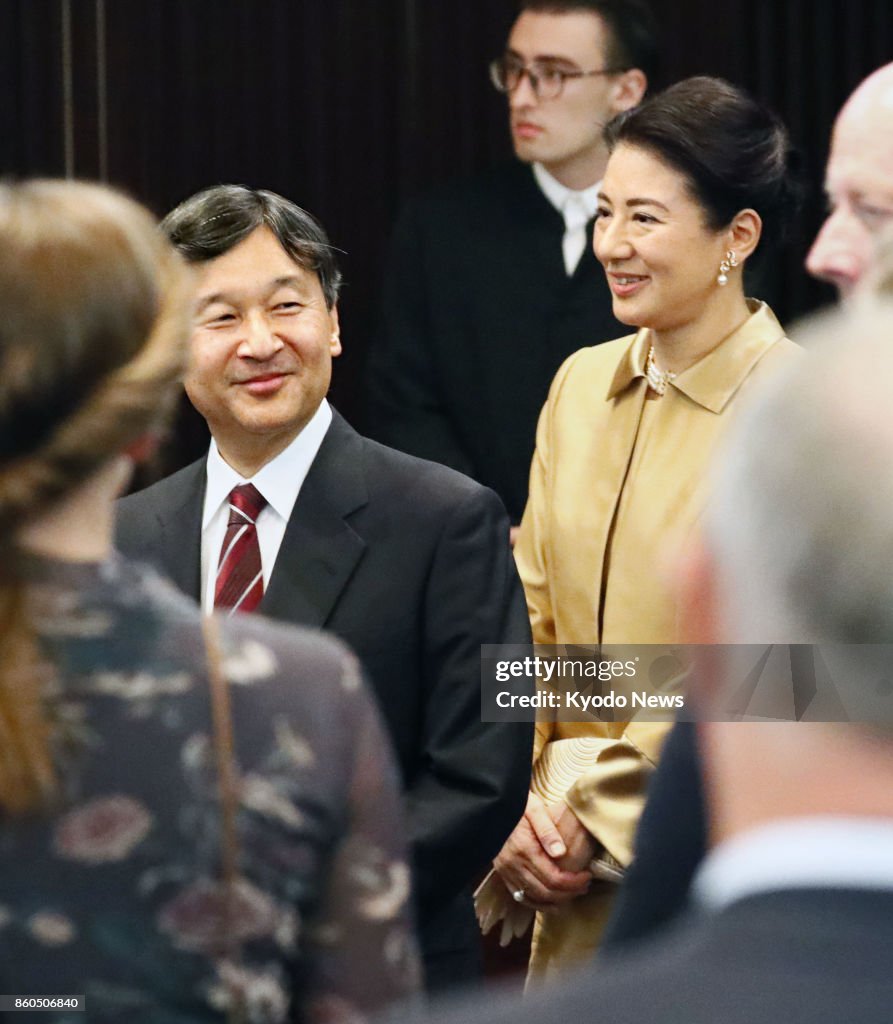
[0,555,420,1023]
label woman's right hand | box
[493,793,592,909]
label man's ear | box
[677,535,727,712]
[124,432,161,465]
[329,305,342,358]
[612,68,647,114]
[677,534,720,646]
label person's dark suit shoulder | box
[419,889,893,1024]
[119,428,513,555]
[400,162,535,208]
[355,432,510,519]
[393,163,549,244]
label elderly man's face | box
[807,71,893,299]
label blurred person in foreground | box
[412,297,893,1024]
[0,180,419,1023]
[477,76,801,981]
[604,59,893,952]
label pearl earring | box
[717,250,739,287]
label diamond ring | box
[512,888,525,904]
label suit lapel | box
[261,412,368,628]
[152,459,205,601]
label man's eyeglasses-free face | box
[489,55,625,101]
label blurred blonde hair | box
[0,180,192,814]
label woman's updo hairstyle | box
[604,76,802,259]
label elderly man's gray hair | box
[705,299,893,655]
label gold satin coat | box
[515,301,802,981]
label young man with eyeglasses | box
[367,1,656,534]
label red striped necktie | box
[214,483,267,614]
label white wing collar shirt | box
[199,399,333,613]
[533,162,602,276]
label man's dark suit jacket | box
[116,411,534,992]
[422,887,893,1024]
[366,162,622,524]
[602,719,706,950]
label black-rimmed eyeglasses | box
[489,56,624,101]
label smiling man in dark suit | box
[115,184,533,994]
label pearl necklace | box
[645,346,676,395]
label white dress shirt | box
[533,162,602,275]
[200,399,333,613]
[694,817,893,910]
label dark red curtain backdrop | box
[3,0,892,478]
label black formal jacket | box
[366,162,622,524]
[602,719,706,949]
[116,412,533,986]
[420,887,893,1024]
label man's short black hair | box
[518,1,659,83]
[161,184,342,309]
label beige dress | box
[515,300,801,982]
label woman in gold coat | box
[486,77,804,981]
